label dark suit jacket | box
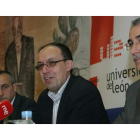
[114,79,140,124]
[9,93,37,120]
[0,93,37,124]
[35,74,110,124]
[5,35,34,99]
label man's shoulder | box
[71,75,88,83]
[126,79,140,98]
[15,93,36,105]
[12,93,36,120]
[67,75,99,98]
[71,75,96,89]
[128,79,140,89]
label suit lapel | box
[57,75,77,123]
[9,93,21,120]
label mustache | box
[43,73,54,77]
[133,54,140,61]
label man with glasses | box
[0,71,36,124]
[35,42,109,124]
[114,17,140,123]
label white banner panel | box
[90,16,140,109]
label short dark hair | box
[38,42,73,73]
[38,42,73,61]
[0,71,15,84]
[131,17,140,28]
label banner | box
[90,16,140,110]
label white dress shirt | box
[48,76,70,124]
[11,96,15,105]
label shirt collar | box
[48,75,70,102]
[11,95,15,105]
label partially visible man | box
[114,17,140,123]
[35,42,110,124]
[0,71,36,124]
[5,16,34,99]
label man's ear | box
[13,83,17,93]
[66,60,73,72]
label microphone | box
[0,100,13,121]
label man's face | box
[130,24,140,70]
[12,17,22,45]
[38,46,73,93]
[0,74,16,102]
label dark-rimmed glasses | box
[35,59,69,71]
[125,35,140,51]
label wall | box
[0,16,91,102]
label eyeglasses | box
[125,35,140,51]
[35,59,69,71]
[0,84,11,91]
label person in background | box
[0,71,36,124]
[5,16,35,99]
[114,17,140,123]
[35,42,110,124]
